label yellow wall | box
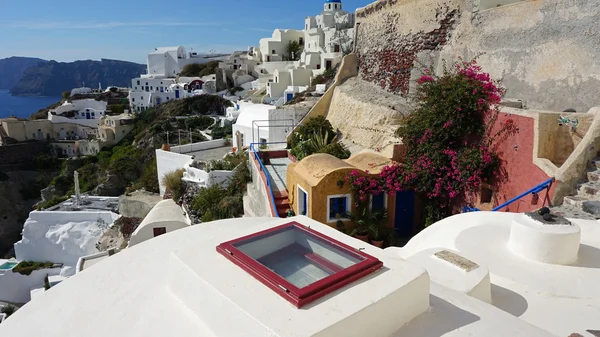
[287,163,396,230]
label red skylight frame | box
[216,221,383,308]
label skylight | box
[217,221,383,308]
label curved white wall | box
[508,214,581,265]
[128,200,191,247]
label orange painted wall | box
[471,112,555,212]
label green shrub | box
[185,116,214,130]
[12,261,55,276]
[228,86,244,95]
[37,196,68,210]
[179,61,219,77]
[312,75,326,86]
[162,169,185,202]
[1,304,16,317]
[211,125,232,139]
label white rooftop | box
[234,101,274,128]
[3,213,596,336]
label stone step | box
[589,158,600,170]
[563,195,589,207]
[577,181,600,198]
[588,170,600,182]
[582,200,600,216]
[550,205,600,220]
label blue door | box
[394,191,415,237]
[156,98,161,105]
[286,93,294,102]
[175,90,180,99]
[85,112,91,119]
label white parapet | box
[406,247,492,303]
[508,213,581,265]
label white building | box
[128,46,228,112]
[1,213,599,336]
[51,99,108,121]
[128,199,191,248]
[232,101,306,149]
[254,0,354,100]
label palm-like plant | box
[368,209,389,241]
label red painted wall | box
[472,112,555,212]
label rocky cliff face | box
[0,170,52,258]
[0,56,47,90]
[10,59,145,96]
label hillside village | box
[1,0,600,335]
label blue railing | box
[462,178,555,213]
[249,142,288,218]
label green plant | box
[228,86,244,96]
[37,196,68,210]
[184,116,214,130]
[1,304,16,317]
[286,40,302,61]
[12,261,55,276]
[368,209,389,241]
[44,274,51,290]
[61,91,70,100]
[161,169,185,202]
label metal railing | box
[249,142,288,218]
[462,178,555,213]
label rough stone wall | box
[355,0,600,112]
[0,142,48,167]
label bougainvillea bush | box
[347,58,516,226]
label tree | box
[286,41,302,61]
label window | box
[153,227,167,237]
[260,138,267,145]
[299,37,304,45]
[132,98,135,102]
[327,195,351,222]
[298,185,308,216]
[217,221,383,308]
[334,44,340,53]
[137,80,140,85]
[272,49,276,54]
[316,64,321,70]
[480,185,493,203]
[370,193,387,212]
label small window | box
[153,227,167,237]
[299,37,304,45]
[272,49,276,54]
[216,221,383,308]
[260,138,267,144]
[316,64,321,70]
[137,80,140,85]
[328,195,350,222]
[298,186,308,216]
[371,193,386,212]
[480,186,493,203]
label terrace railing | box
[462,178,555,213]
[249,142,288,218]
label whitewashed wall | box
[0,268,61,303]
[155,150,194,196]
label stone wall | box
[0,142,48,167]
[355,0,600,112]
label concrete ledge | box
[407,248,491,303]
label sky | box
[0,0,370,64]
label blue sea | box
[0,89,61,119]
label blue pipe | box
[249,142,289,218]
[491,178,554,211]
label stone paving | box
[265,157,291,192]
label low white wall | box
[155,149,194,196]
[171,139,227,154]
[13,211,118,268]
[0,267,61,303]
[48,113,99,128]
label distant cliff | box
[0,57,47,90]
[10,59,146,96]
